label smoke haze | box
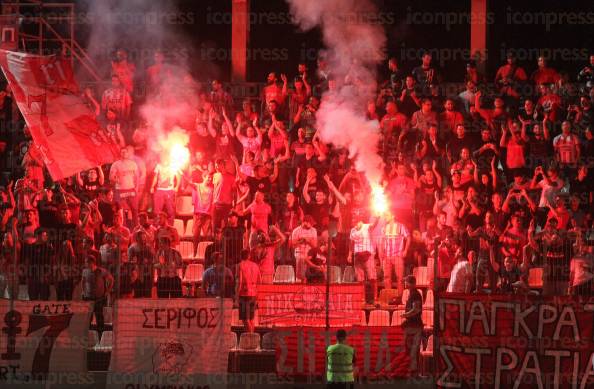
[287,0,387,183]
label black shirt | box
[222,226,245,269]
[499,267,522,293]
[23,242,55,282]
[246,176,272,200]
[37,200,60,229]
[448,136,475,161]
[403,288,423,327]
[98,200,117,228]
[305,201,331,232]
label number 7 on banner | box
[26,313,73,376]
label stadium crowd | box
[0,48,593,323]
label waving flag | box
[0,50,120,180]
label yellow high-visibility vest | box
[326,343,354,382]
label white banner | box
[0,300,91,386]
[109,298,232,388]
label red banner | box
[436,294,594,388]
[275,326,411,379]
[0,50,120,180]
[257,283,365,327]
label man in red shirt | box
[531,57,560,86]
[111,48,135,93]
[237,249,261,333]
[101,75,132,119]
[387,163,416,230]
[428,235,459,292]
[537,84,562,123]
[439,98,464,136]
[146,50,172,88]
[494,52,527,99]
[262,72,288,108]
[380,101,408,138]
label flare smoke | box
[287,0,387,184]
[81,0,195,156]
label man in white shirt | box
[380,212,410,296]
[350,218,378,303]
[109,147,140,227]
[291,215,318,282]
[530,165,564,228]
[151,160,181,225]
[447,250,475,293]
[552,121,580,172]
[569,243,593,296]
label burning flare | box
[371,184,388,216]
[168,141,190,174]
[158,129,190,174]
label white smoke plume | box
[80,0,197,161]
[287,0,386,184]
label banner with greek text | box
[257,283,365,327]
[436,294,594,388]
[0,300,91,386]
[276,326,412,379]
[109,298,232,388]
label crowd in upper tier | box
[0,48,593,311]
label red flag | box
[0,50,119,180]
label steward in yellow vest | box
[326,329,355,388]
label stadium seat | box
[176,195,193,217]
[195,241,213,262]
[420,335,434,377]
[401,289,410,305]
[273,265,296,283]
[425,289,434,308]
[359,310,368,325]
[183,218,194,239]
[422,309,434,329]
[183,264,204,284]
[342,266,356,283]
[254,310,260,327]
[225,332,238,350]
[378,288,399,307]
[173,219,186,238]
[103,307,113,326]
[368,309,391,326]
[412,266,429,288]
[238,332,261,350]
[231,308,242,327]
[179,241,195,262]
[328,266,341,283]
[391,309,405,326]
[528,267,544,288]
[18,285,29,301]
[87,330,99,349]
[261,332,276,350]
[421,335,433,355]
[95,331,113,352]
